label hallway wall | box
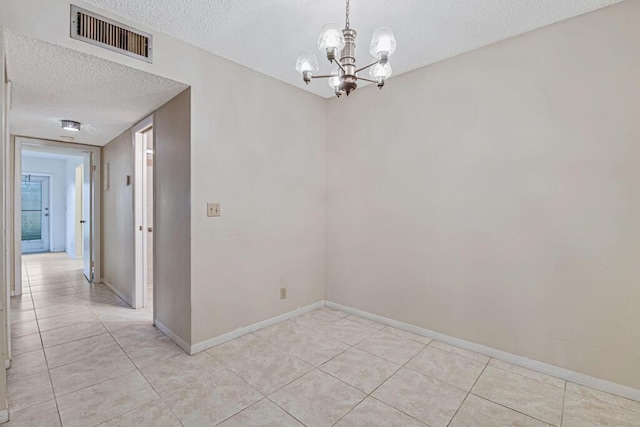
[101,129,135,304]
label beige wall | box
[327,1,640,389]
[0,0,328,348]
[101,129,134,304]
[153,89,191,344]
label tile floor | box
[8,253,640,426]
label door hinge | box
[91,260,95,267]
[92,165,97,172]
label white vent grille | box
[70,5,153,63]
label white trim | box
[4,359,10,369]
[154,319,191,354]
[190,301,326,355]
[101,278,132,307]
[325,301,640,403]
[0,408,8,423]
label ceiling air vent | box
[70,5,153,63]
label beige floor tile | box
[11,320,39,338]
[378,326,433,345]
[57,372,159,427]
[110,324,165,347]
[320,348,400,394]
[372,368,467,427]
[293,309,349,330]
[4,399,60,427]
[356,332,425,365]
[8,370,54,412]
[319,317,380,346]
[35,303,91,320]
[565,382,640,414]
[31,288,78,300]
[233,347,313,394]
[344,315,386,330]
[254,321,350,366]
[50,347,137,396]
[44,333,119,368]
[8,349,48,381]
[207,334,276,366]
[11,309,36,324]
[12,333,43,356]
[563,387,640,427]
[335,397,427,427]
[101,317,154,332]
[218,398,303,427]
[406,346,486,391]
[37,310,98,332]
[489,359,565,389]
[40,320,106,348]
[100,400,181,427]
[271,370,366,427]
[429,341,490,363]
[450,394,550,427]
[29,283,75,293]
[120,335,185,369]
[280,334,351,367]
[142,354,262,426]
[10,299,34,312]
[32,295,85,309]
[471,366,564,426]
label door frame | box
[19,172,53,253]
[12,136,101,296]
[133,115,153,309]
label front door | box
[21,174,50,253]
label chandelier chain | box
[345,0,350,29]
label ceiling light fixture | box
[295,0,396,97]
[61,120,81,132]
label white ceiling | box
[85,0,623,98]
[5,31,189,146]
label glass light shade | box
[369,27,397,57]
[318,23,345,51]
[369,62,392,79]
[295,50,319,73]
[327,67,340,89]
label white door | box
[21,174,50,253]
[82,156,92,281]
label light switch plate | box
[207,202,220,217]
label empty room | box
[0,0,638,426]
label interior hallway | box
[7,257,640,426]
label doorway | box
[133,116,154,309]
[13,137,102,296]
[20,174,51,253]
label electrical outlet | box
[207,203,220,217]
[280,287,287,299]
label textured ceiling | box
[5,31,189,146]
[84,0,623,98]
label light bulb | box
[327,67,340,89]
[369,27,397,59]
[369,62,392,79]
[318,23,345,52]
[295,50,319,73]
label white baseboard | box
[325,301,640,403]
[0,408,7,424]
[101,278,132,307]
[155,319,191,354]
[190,301,325,354]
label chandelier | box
[295,0,397,97]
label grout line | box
[560,380,567,426]
[446,361,489,426]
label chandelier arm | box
[356,77,379,84]
[334,60,347,73]
[312,74,340,79]
[355,60,380,74]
